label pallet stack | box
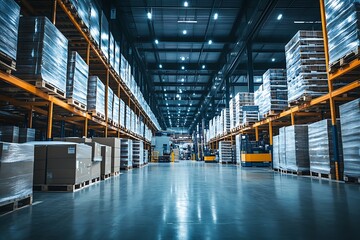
[66,51,89,110]
[100,12,109,61]
[19,128,35,143]
[89,0,101,47]
[241,105,259,126]
[107,88,114,123]
[221,108,230,134]
[93,138,121,175]
[279,127,287,170]
[229,98,236,130]
[272,135,280,170]
[235,135,242,164]
[219,141,233,163]
[87,76,106,119]
[16,17,68,98]
[285,30,328,104]
[120,139,133,169]
[68,0,91,29]
[144,150,149,164]
[340,98,360,182]
[113,95,120,127]
[0,0,20,70]
[234,93,255,128]
[0,126,19,143]
[100,145,112,179]
[255,69,288,118]
[133,140,144,167]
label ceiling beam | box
[135,36,235,44]
[139,47,285,53]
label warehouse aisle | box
[1,162,360,239]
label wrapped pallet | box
[0,142,34,206]
[219,141,232,163]
[241,105,259,126]
[87,76,105,118]
[100,145,112,178]
[234,93,254,128]
[285,31,328,103]
[144,150,149,164]
[120,99,125,127]
[89,0,100,47]
[229,98,236,130]
[100,11,109,61]
[114,42,121,76]
[340,98,360,178]
[113,95,120,126]
[0,126,19,143]
[67,51,89,109]
[272,135,280,170]
[16,17,68,95]
[133,140,144,167]
[120,139,133,169]
[0,0,20,64]
[19,128,35,143]
[279,127,287,169]
[69,0,90,28]
[285,125,309,172]
[235,135,242,164]
[107,88,114,122]
[308,119,343,176]
[109,33,115,68]
[84,142,102,180]
[325,0,360,67]
[93,138,121,174]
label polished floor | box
[1,162,360,239]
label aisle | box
[1,162,360,239]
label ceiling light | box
[214,13,218,20]
[176,94,180,98]
[178,104,180,106]
[165,94,167,97]
[179,89,183,93]
[147,12,152,20]
[271,58,276,62]
[181,66,185,70]
[155,39,159,44]
[184,1,189,7]
[190,103,192,106]
[202,65,206,69]
[208,40,213,45]
[164,88,166,91]
[181,56,186,61]
[177,20,197,23]
[183,30,187,35]
[159,64,163,68]
[193,93,195,96]
[181,78,185,82]
[166,103,168,106]
[277,14,283,21]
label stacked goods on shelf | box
[120,139,133,169]
[325,0,360,68]
[19,128,35,143]
[100,145,112,178]
[126,106,131,130]
[0,142,33,208]
[255,69,288,118]
[133,140,144,167]
[219,141,233,163]
[100,12,109,61]
[173,149,180,161]
[241,105,259,126]
[87,76,105,118]
[93,138,121,174]
[53,137,92,143]
[109,33,115,68]
[120,54,128,84]
[144,150,149,164]
[285,30,328,104]
[229,98,236,130]
[285,125,309,172]
[235,93,255,128]
[107,88,114,122]
[113,95,120,126]
[222,108,230,134]
[0,126,19,143]
[66,51,89,110]
[0,0,20,67]
[279,127,287,169]
[68,0,90,28]
[339,98,360,179]
[114,42,121,76]
[16,17,68,96]
[272,135,280,170]
[33,142,92,186]
[308,119,343,177]
[235,135,242,164]
[84,142,102,181]
[120,99,125,127]
[89,0,100,47]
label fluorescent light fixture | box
[214,13,218,20]
[181,56,185,61]
[208,40,213,45]
[164,88,166,91]
[159,64,163,68]
[176,94,180,98]
[181,66,185,70]
[294,21,321,24]
[193,93,195,96]
[155,39,159,44]
[147,12,152,20]
[177,20,197,23]
[202,65,206,69]
[183,30,187,35]
[178,104,180,106]
[184,1,189,7]
[179,89,183,93]
[166,103,168,106]
[271,58,276,62]
[181,78,185,82]
[190,103,192,106]
[277,14,283,21]
[165,94,167,97]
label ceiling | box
[104,0,321,132]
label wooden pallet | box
[120,166,133,170]
[288,95,312,106]
[88,110,105,120]
[264,110,280,118]
[133,163,145,168]
[111,171,120,176]
[101,173,112,180]
[91,177,100,184]
[67,98,86,111]
[273,168,281,172]
[344,175,360,184]
[329,47,360,73]
[64,0,89,31]
[280,169,310,176]
[0,51,16,73]
[28,80,66,99]
[33,179,93,192]
[0,195,32,216]
[310,171,334,180]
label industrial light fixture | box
[159,64,163,68]
[214,13,218,20]
[155,39,159,44]
[277,14,283,21]
[183,30,187,35]
[181,78,185,82]
[184,1,189,7]
[202,65,206,69]
[177,20,197,23]
[178,103,180,106]
[181,56,186,61]
[176,94,180,98]
[271,58,276,62]
[164,88,166,91]
[179,89,183,93]
[208,40,213,45]
[181,66,185,70]
[147,12,152,20]
[190,103,192,106]
[165,94,167,97]
[193,93,195,96]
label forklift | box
[240,135,271,167]
[203,147,217,163]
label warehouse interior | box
[1,0,360,238]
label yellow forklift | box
[240,135,271,167]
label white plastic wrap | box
[285,125,309,172]
[0,0,20,61]
[114,42,120,76]
[19,128,35,143]
[219,141,232,163]
[107,88,114,121]
[132,140,144,166]
[308,119,343,174]
[113,95,120,125]
[0,142,34,205]
[279,127,287,169]
[120,99,125,127]
[69,0,90,28]
[272,135,280,169]
[87,76,105,116]
[234,93,254,128]
[0,126,19,143]
[100,11,109,61]
[16,17,68,92]
[89,0,100,46]
[120,139,133,168]
[67,51,89,107]
[340,98,360,178]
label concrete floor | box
[1,162,360,239]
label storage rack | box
[208,0,360,180]
[0,0,158,149]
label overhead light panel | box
[202,65,206,69]
[183,30,187,35]
[277,14,283,21]
[214,13,218,20]
[181,78,185,82]
[271,58,276,62]
[155,39,159,44]
[147,12,152,20]
[181,66,185,70]
[208,40,213,45]
[177,20,197,23]
[176,94,180,98]
[159,64,163,68]
[184,1,189,7]
[181,56,186,61]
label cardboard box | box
[93,138,120,173]
[101,145,112,176]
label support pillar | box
[247,43,254,93]
[47,102,54,140]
